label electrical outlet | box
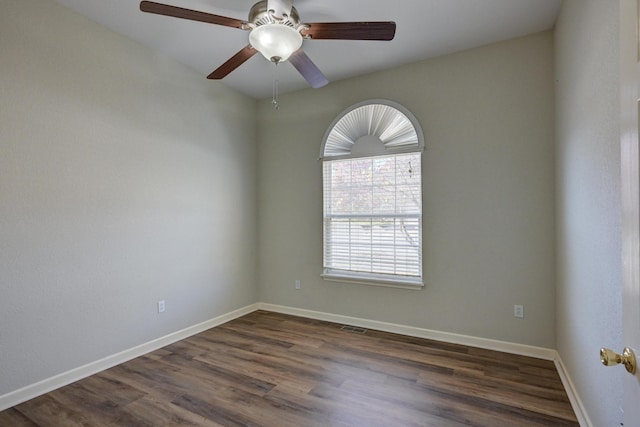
[158,300,165,313]
[514,304,524,318]
[295,279,301,290]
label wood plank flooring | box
[0,310,579,426]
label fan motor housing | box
[249,0,300,27]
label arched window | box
[320,100,425,289]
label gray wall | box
[257,32,557,348]
[0,0,258,396]
[555,1,623,425]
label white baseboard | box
[257,303,556,359]
[1,301,590,427]
[0,303,259,412]
[553,355,592,427]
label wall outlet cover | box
[514,304,524,318]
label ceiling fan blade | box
[266,0,294,20]
[288,49,329,89]
[207,45,258,80]
[140,1,246,29]
[301,22,396,41]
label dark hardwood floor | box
[0,310,579,426]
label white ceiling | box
[52,0,562,99]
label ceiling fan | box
[139,0,396,89]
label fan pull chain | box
[272,62,280,110]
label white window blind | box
[321,102,423,160]
[323,152,422,284]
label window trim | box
[321,100,425,289]
[322,268,424,290]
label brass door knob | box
[600,347,637,374]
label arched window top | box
[320,99,424,160]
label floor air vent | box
[340,325,368,334]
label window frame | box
[320,100,425,290]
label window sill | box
[321,270,424,290]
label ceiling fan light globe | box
[249,24,303,63]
